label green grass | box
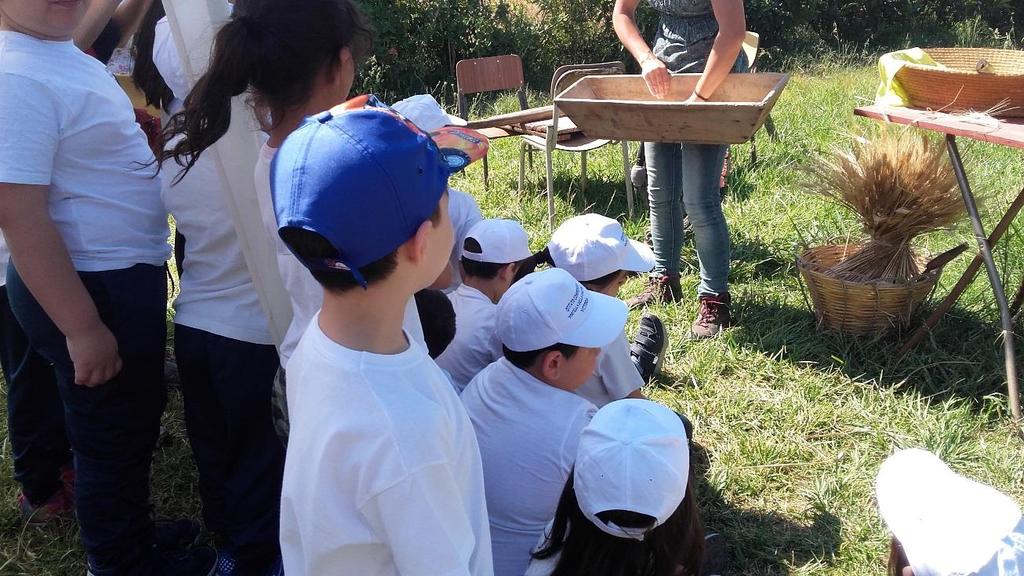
[3,66,1024,574]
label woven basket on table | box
[796,244,941,335]
[894,48,1024,117]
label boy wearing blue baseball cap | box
[271,97,493,575]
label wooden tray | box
[554,73,789,144]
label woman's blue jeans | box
[644,141,729,296]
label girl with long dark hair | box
[133,2,294,572]
[528,399,706,576]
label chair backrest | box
[455,55,528,118]
[550,61,626,99]
[742,31,760,72]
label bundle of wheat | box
[804,127,964,282]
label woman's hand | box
[641,55,671,99]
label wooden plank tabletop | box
[855,105,1024,150]
[464,105,554,129]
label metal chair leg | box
[545,148,555,229]
[580,150,588,199]
[765,114,779,141]
[620,140,634,218]
[518,142,526,194]
[483,155,490,190]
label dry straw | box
[803,127,964,282]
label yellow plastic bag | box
[875,48,945,107]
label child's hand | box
[66,322,123,387]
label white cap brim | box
[620,238,656,273]
[558,290,628,349]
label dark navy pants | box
[7,263,167,575]
[0,285,70,505]
[174,324,283,570]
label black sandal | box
[630,313,666,382]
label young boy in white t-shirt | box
[0,4,213,574]
[272,98,494,576]
[544,214,667,407]
[461,267,628,576]
[435,218,532,392]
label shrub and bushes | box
[354,0,1018,99]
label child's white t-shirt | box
[280,315,493,576]
[0,32,170,272]
[461,358,596,576]
[152,20,273,345]
[254,144,424,366]
[434,284,502,392]
[446,188,483,292]
[575,332,643,407]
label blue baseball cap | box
[271,95,488,287]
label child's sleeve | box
[360,463,483,576]
[0,74,61,186]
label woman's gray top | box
[648,0,746,74]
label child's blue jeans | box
[7,262,167,575]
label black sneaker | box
[702,532,727,576]
[630,313,666,381]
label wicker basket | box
[895,48,1024,117]
[796,244,941,335]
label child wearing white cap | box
[461,268,629,576]
[526,399,708,576]
[435,218,533,392]
[876,448,1024,576]
[542,214,666,407]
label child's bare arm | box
[0,183,122,387]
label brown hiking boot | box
[690,292,731,339]
[627,274,682,309]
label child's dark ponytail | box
[160,0,374,178]
[161,18,258,177]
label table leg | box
[945,135,1021,423]
[898,187,1024,357]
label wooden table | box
[855,105,1024,423]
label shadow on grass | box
[730,236,797,284]
[690,442,842,575]
[729,293,1013,412]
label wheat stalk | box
[803,127,964,282]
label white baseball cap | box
[574,399,690,541]
[391,94,467,132]
[462,219,533,264]
[547,214,655,283]
[876,448,1024,576]
[497,268,627,352]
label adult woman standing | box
[614,0,746,339]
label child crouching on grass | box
[543,214,667,407]
[435,218,533,392]
[461,267,629,576]
[273,98,494,575]
[527,399,707,576]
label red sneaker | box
[18,488,74,525]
